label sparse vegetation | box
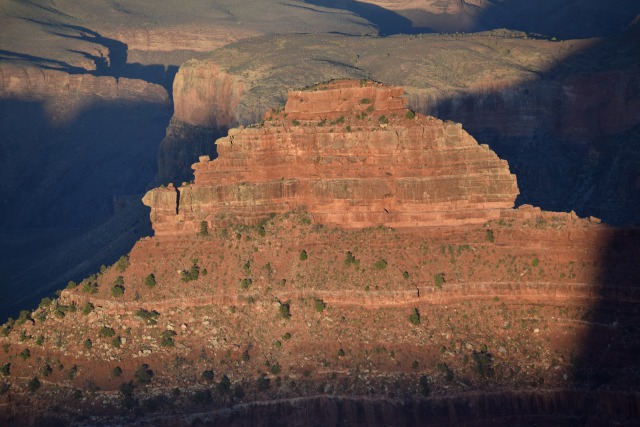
[486,229,495,243]
[111,277,125,297]
[374,259,388,269]
[299,250,308,261]
[181,259,200,282]
[81,302,94,315]
[202,369,214,382]
[314,299,326,313]
[116,255,130,273]
[144,273,157,288]
[434,273,445,289]
[160,330,177,347]
[278,302,291,320]
[198,220,209,236]
[99,326,116,338]
[408,308,421,325]
[134,364,153,385]
[27,377,41,393]
[135,309,160,325]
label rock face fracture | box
[144,80,519,235]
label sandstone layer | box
[145,80,519,235]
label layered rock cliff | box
[160,29,640,225]
[145,80,519,235]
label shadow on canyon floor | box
[429,28,640,226]
[0,96,168,320]
[4,19,179,93]
[304,0,640,38]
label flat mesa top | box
[284,79,406,119]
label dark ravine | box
[124,389,640,426]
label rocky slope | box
[0,81,638,426]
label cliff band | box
[144,80,519,235]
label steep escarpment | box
[162,30,640,224]
[145,80,518,235]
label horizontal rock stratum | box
[144,80,519,235]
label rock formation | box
[144,80,519,235]
[159,30,640,225]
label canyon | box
[1,1,639,425]
[0,82,638,425]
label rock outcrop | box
[144,80,519,235]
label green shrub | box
[180,261,200,282]
[239,278,252,289]
[84,339,92,350]
[378,115,388,124]
[532,257,540,267]
[144,274,156,288]
[28,377,41,393]
[291,119,300,126]
[120,381,134,397]
[19,348,30,360]
[360,98,372,104]
[111,337,122,349]
[405,110,415,119]
[270,362,281,375]
[111,283,125,297]
[374,259,388,269]
[472,349,494,378]
[40,364,52,377]
[486,229,495,243]
[402,271,410,279]
[434,273,445,289]
[437,363,454,381]
[81,302,95,315]
[0,383,9,395]
[160,330,177,347]
[202,369,214,382]
[283,332,292,340]
[408,308,421,325]
[278,303,291,320]
[99,326,116,338]
[116,255,130,272]
[1,363,10,376]
[112,366,123,377]
[314,299,326,313]
[344,251,359,267]
[135,309,159,325]
[35,335,44,346]
[198,221,209,236]
[82,281,98,294]
[66,280,77,290]
[218,375,231,394]
[338,348,345,357]
[299,250,308,261]
[134,364,153,385]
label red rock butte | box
[143,79,520,235]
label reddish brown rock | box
[144,80,519,235]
